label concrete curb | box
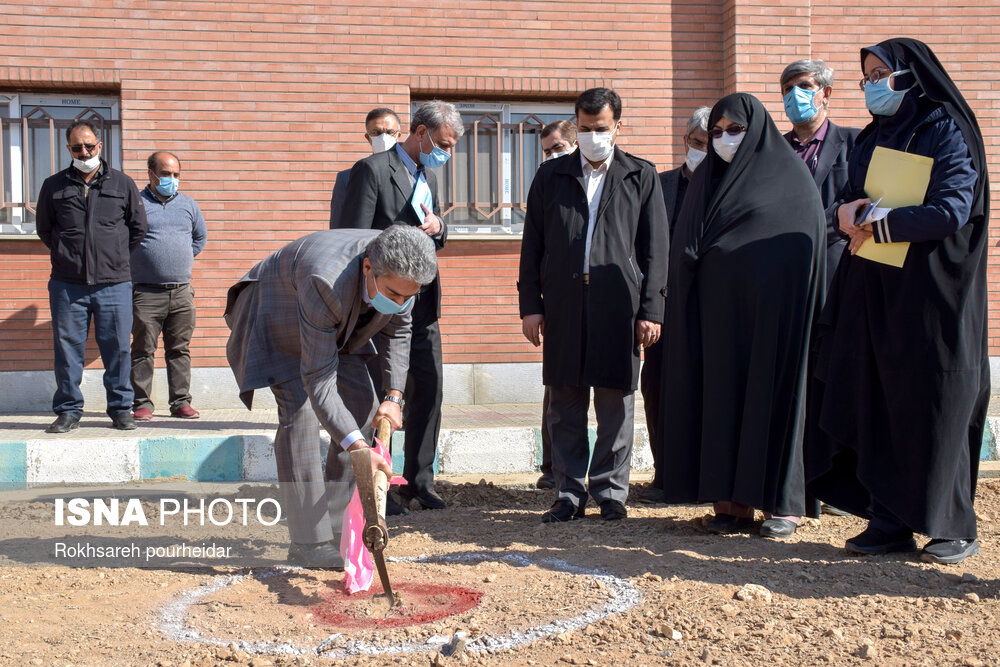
[0,426,655,488]
[2,418,997,489]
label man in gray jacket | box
[131,151,208,421]
[224,226,437,568]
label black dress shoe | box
[845,525,917,555]
[599,499,627,521]
[46,413,80,434]
[386,494,408,516]
[287,540,344,570]
[541,498,585,523]
[638,485,667,505]
[401,487,446,510]
[920,538,979,564]
[705,513,754,535]
[536,475,555,490]
[111,412,137,431]
[759,518,797,539]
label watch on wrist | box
[383,394,404,408]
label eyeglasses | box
[68,143,98,153]
[367,128,399,137]
[708,124,746,139]
[858,68,893,90]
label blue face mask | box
[864,69,912,117]
[782,86,819,124]
[155,176,179,197]
[370,274,414,315]
[419,131,451,169]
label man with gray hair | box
[637,106,711,505]
[224,225,438,568]
[780,58,860,289]
[338,100,464,511]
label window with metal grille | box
[415,102,574,237]
[0,93,122,237]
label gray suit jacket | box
[224,228,411,444]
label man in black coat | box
[779,58,860,289]
[329,108,402,228]
[337,100,462,511]
[518,88,669,523]
[35,120,147,433]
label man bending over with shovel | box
[224,225,438,568]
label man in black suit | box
[638,106,711,505]
[780,58,859,519]
[337,100,464,511]
[330,108,402,228]
[779,58,860,289]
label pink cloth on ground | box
[340,438,406,594]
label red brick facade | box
[1,1,997,372]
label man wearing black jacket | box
[519,88,669,523]
[35,120,147,433]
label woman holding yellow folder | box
[806,38,989,564]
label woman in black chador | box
[806,38,989,564]
[654,93,826,538]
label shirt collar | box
[580,149,614,175]
[143,184,177,203]
[790,118,830,146]
[395,143,420,177]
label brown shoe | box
[170,405,200,419]
[133,407,154,421]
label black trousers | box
[402,320,443,493]
[639,337,664,485]
[366,320,443,494]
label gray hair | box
[410,100,465,138]
[780,59,835,89]
[685,106,711,136]
[366,225,438,285]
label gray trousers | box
[547,385,634,506]
[269,353,378,545]
[131,284,196,412]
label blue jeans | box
[49,279,134,418]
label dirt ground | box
[1,476,998,667]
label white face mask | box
[370,133,397,153]
[72,155,101,173]
[685,146,707,171]
[577,125,617,163]
[713,132,746,163]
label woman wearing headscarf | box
[806,38,989,564]
[654,93,826,538]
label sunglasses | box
[708,124,747,139]
[68,143,99,153]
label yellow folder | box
[855,146,934,267]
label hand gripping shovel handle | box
[373,417,391,521]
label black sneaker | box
[111,412,137,431]
[46,413,80,434]
[920,538,979,565]
[845,525,916,555]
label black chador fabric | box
[805,38,990,539]
[654,93,826,515]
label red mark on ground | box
[311,581,483,629]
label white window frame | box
[413,101,574,238]
[1,92,121,238]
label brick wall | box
[0,0,996,375]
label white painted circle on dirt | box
[157,551,643,657]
